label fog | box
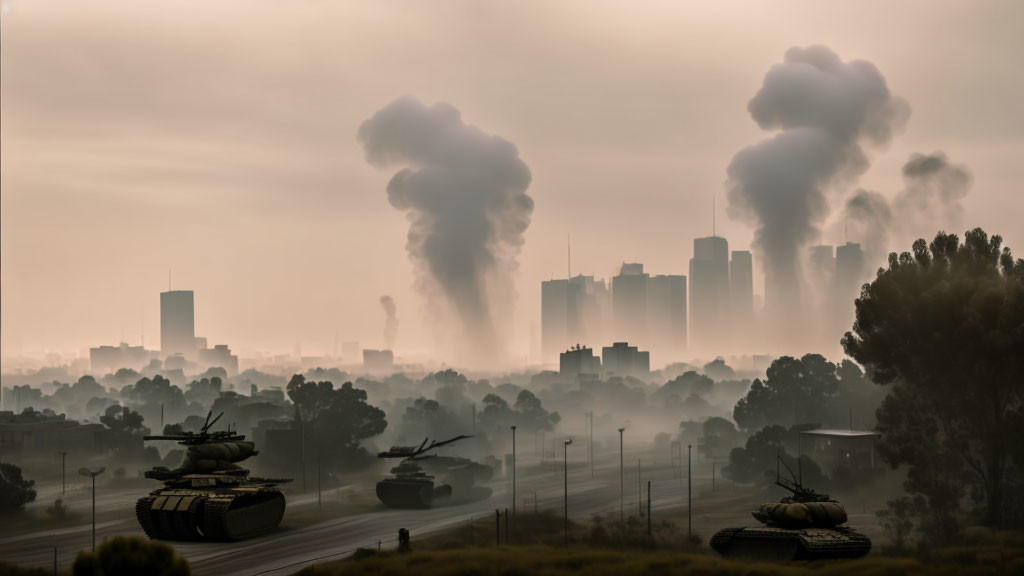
[3,1,1023,369]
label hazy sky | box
[2,0,1022,364]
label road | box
[2,453,872,575]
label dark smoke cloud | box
[895,151,972,237]
[841,188,894,265]
[379,295,398,350]
[838,151,972,268]
[725,45,908,316]
[358,97,533,362]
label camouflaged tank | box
[710,457,871,560]
[136,411,291,541]
[375,435,485,508]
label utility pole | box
[60,450,66,496]
[647,480,651,535]
[564,438,573,546]
[687,444,692,540]
[638,458,642,517]
[78,467,105,552]
[618,427,625,522]
[510,426,517,518]
[317,423,322,510]
[301,417,307,493]
[585,411,594,478]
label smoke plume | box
[841,188,894,266]
[379,295,398,350]
[895,151,972,240]
[725,45,909,319]
[358,97,533,363]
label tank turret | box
[135,411,291,541]
[375,435,490,508]
[710,454,871,560]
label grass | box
[296,512,1024,576]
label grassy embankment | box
[296,511,1024,576]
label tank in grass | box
[376,435,490,508]
[135,410,292,542]
[710,455,871,560]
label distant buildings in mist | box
[541,234,866,368]
[87,289,407,377]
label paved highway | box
[2,454,860,575]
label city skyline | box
[3,1,1022,366]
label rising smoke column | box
[726,45,908,320]
[840,151,972,267]
[379,295,398,350]
[358,97,533,362]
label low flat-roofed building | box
[800,428,880,469]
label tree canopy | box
[0,462,37,513]
[842,228,1024,529]
[286,375,388,460]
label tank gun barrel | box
[378,435,473,459]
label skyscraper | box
[647,274,687,357]
[541,275,610,365]
[160,290,196,359]
[612,263,649,346]
[729,250,753,325]
[836,242,865,297]
[689,236,729,353]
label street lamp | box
[687,444,692,540]
[618,427,625,523]
[563,438,573,546]
[510,425,517,517]
[78,467,106,552]
[59,450,67,496]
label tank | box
[375,435,491,508]
[135,411,292,541]
[710,456,871,560]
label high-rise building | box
[541,275,610,365]
[559,344,601,376]
[90,343,157,374]
[363,349,395,373]
[730,250,754,325]
[612,263,649,346]
[199,344,239,376]
[836,242,865,294]
[601,341,650,378]
[647,274,687,356]
[160,290,196,359]
[689,236,729,353]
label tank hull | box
[710,525,871,560]
[376,478,444,508]
[136,488,286,542]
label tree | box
[722,425,825,487]
[184,377,223,408]
[842,228,1024,528]
[101,405,148,435]
[732,354,839,432]
[655,371,713,403]
[73,536,190,576]
[0,462,37,513]
[700,417,741,459]
[286,375,387,467]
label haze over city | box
[3,3,1024,576]
[3,0,1022,369]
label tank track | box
[136,491,285,542]
[710,525,871,560]
[202,492,286,541]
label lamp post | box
[510,425,517,518]
[563,438,573,546]
[59,450,67,496]
[618,427,625,522]
[687,444,692,540]
[78,467,105,551]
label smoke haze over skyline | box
[2,1,1023,366]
